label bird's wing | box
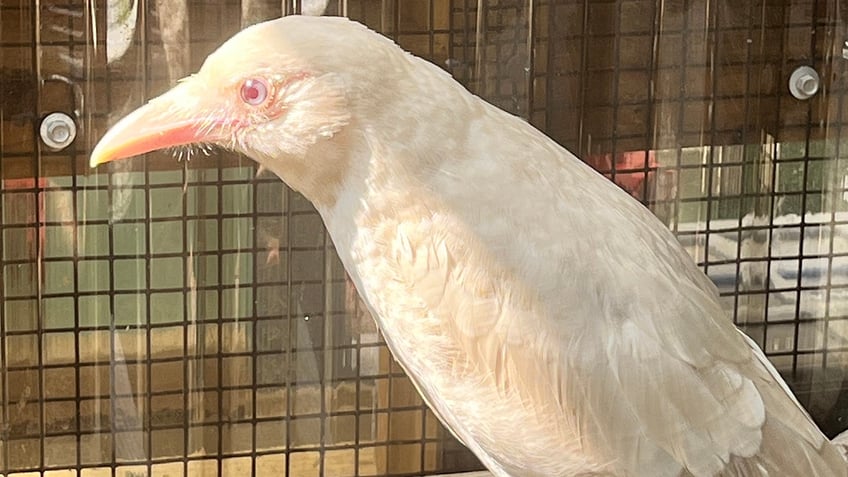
[389,202,844,476]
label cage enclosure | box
[2,0,848,476]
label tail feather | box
[832,429,848,462]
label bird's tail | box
[832,430,848,462]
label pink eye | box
[240,78,269,105]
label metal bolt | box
[789,66,820,100]
[39,112,77,151]
[48,122,71,143]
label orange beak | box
[89,89,228,168]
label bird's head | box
[90,15,412,206]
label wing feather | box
[364,151,846,475]
[388,213,844,476]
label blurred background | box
[2,0,848,475]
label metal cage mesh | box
[2,0,848,475]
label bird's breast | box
[321,193,603,476]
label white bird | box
[89,15,848,477]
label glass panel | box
[3,0,848,475]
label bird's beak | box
[89,89,223,168]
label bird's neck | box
[309,84,493,261]
[256,127,363,210]
[313,125,425,246]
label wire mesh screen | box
[2,0,848,476]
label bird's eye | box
[240,78,269,105]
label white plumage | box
[90,15,848,476]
